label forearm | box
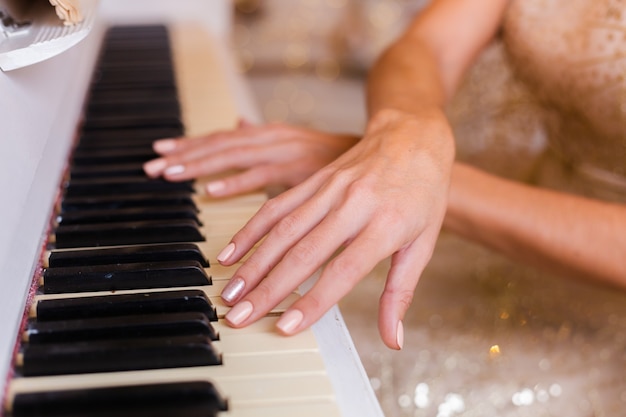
[366,32,447,117]
[445,163,626,287]
[365,0,509,118]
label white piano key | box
[219,401,341,417]
[2,17,384,417]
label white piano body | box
[0,1,383,415]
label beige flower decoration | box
[48,0,83,25]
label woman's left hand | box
[143,121,359,197]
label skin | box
[143,0,626,349]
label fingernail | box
[206,180,226,196]
[396,320,404,350]
[225,300,253,326]
[276,309,304,334]
[217,242,235,263]
[153,139,178,153]
[221,276,245,303]
[143,159,167,176]
[164,165,185,176]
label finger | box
[273,222,398,337]
[223,195,365,326]
[144,129,252,178]
[205,163,288,197]
[217,166,336,266]
[152,138,184,155]
[163,143,289,182]
[378,231,437,350]
[220,179,341,308]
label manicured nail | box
[164,165,185,176]
[276,309,304,334]
[143,159,167,176]
[206,180,226,196]
[217,242,235,263]
[225,300,253,326]
[153,139,178,153]
[221,276,245,303]
[396,320,404,350]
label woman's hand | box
[217,108,455,350]
[143,121,359,197]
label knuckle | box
[287,241,318,267]
[273,213,301,239]
[258,196,281,217]
[237,255,268,279]
[301,292,322,313]
[344,177,375,203]
[382,287,415,312]
[327,255,362,281]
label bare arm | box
[366,0,509,114]
[446,163,626,288]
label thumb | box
[378,240,432,350]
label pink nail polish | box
[225,300,253,326]
[396,320,404,350]
[143,159,167,176]
[276,309,304,334]
[217,242,235,263]
[221,277,245,303]
[164,165,185,176]
[154,139,177,153]
[206,180,226,196]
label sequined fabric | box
[503,0,626,200]
[451,0,626,202]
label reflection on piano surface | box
[0,2,383,416]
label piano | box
[0,1,384,416]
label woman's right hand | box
[143,121,360,197]
[217,107,456,350]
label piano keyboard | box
[3,24,342,417]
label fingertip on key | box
[276,309,304,335]
[153,138,178,153]
[221,276,245,304]
[164,164,185,176]
[206,180,226,196]
[143,158,167,177]
[217,242,235,264]
[225,300,253,326]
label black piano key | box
[19,334,222,376]
[85,99,180,118]
[25,312,218,343]
[102,37,172,53]
[78,126,182,143]
[63,176,194,197]
[90,71,175,89]
[34,290,217,322]
[71,148,159,165]
[106,24,169,36]
[56,206,200,225]
[53,219,204,248]
[47,243,209,268]
[41,260,211,293]
[80,114,182,131]
[84,91,181,112]
[11,381,228,417]
[69,162,148,178]
[60,192,196,211]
